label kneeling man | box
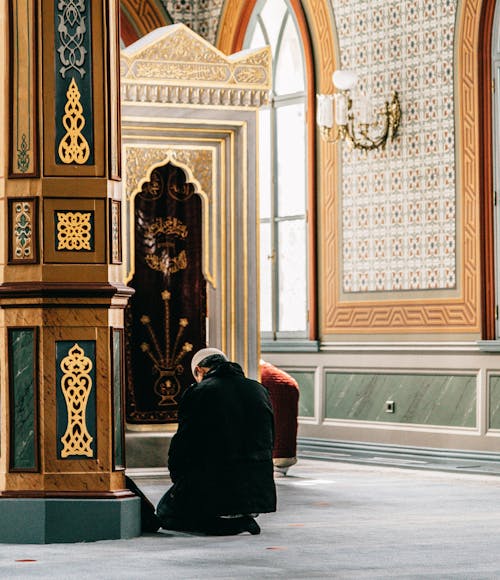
[157,348,276,535]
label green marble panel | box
[288,370,315,417]
[488,375,500,429]
[113,330,124,468]
[325,372,476,427]
[9,328,37,470]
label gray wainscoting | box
[288,370,315,418]
[325,372,476,427]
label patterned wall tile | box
[162,0,223,44]
[332,0,458,293]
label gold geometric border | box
[218,0,482,335]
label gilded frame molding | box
[123,143,217,289]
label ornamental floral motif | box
[125,148,212,201]
[60,343,94,458]
[56,210,93,251]
[140,291,192,406]
[143,217,189,275]
[163,0,224,45]
[121,24,271,91]
[13,201,33,260]
[17,133,30,173]
[58,78,90,164]
[56,0,88,79]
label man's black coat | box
[166,361,277,518]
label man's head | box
[191,347,228,382]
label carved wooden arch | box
[120,0,172,46]
[479,0,497,339]
[124,147,215,287]
[219,0,485,335]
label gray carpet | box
[1,459,500,578]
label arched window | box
[244,0,314,346]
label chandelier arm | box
[344,94,401,151]
[319,125,346,144]
[345,117,388,151]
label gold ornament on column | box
[56,211,93,251]
[58,77,91,164]
[60,343,94,458]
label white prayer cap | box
[191,347,228,377]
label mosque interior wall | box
[115,0,498,454]
[217,0,495,454]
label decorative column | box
[0,1,140,542]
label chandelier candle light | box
[317,70,401,151]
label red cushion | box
[260,362,299,459]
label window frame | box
[242,0,318,350]
[494,7,500,337]
[479,0,500,340]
